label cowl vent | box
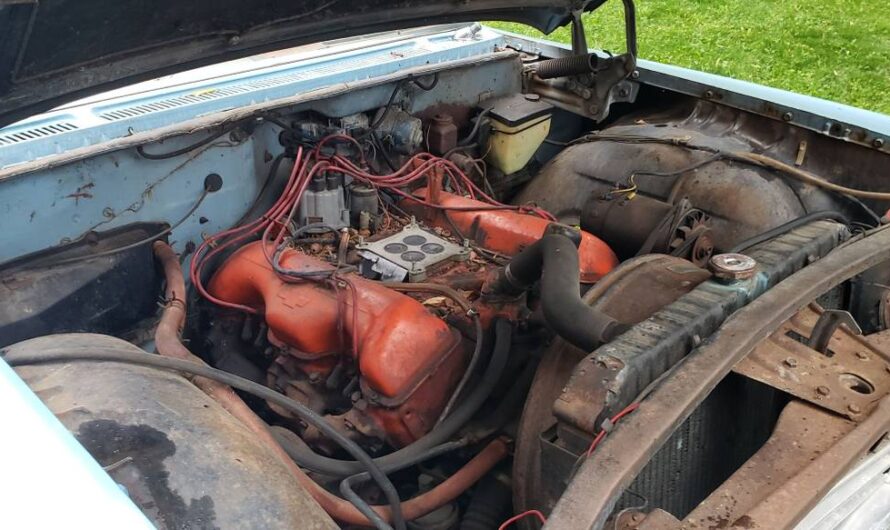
[0,122,79,145]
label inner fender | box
[7,333,335,530]
[515,123,851,250]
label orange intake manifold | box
[402,188,618,283]
[208,241,466,446]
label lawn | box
[489,0,890,115]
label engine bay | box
[2,37,890,530]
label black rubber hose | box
[458,108,492,146]
[459,475,512,530]
[436,314,484,424]
[274,353,535,478]
[728,211,851,253]
[467,356,539,439]
[340,481,393,530]
[488,227,626,351]
[2,346,406,530]
[235,152,288,226]
[340,439,467,530]
[136,121,244,160]
[271,320,514,477]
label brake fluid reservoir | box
[485,94,553,175]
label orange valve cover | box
[402,188,618,283]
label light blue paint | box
[0,125,274,262]
[0,29,521,265]
[0,29,504,169]
[494,28,890,147]
[705,272,770,301]
[1,24,885,264]
[637,59,890,138]
[0,359,153,529]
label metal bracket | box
[807,309,862,353]
[527,56,638,122]
[734,304,888,420]
[570,10,588,56]
[525,0,639,123]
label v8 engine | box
[203,166,619,452]
[4,39,889,530]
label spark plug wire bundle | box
[189,133,555,312]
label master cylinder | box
[484,94,553,175]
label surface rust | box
[513,255,710,515]
[734,303,890,420]
[543,226,890,530]
[680,400,855,529]
[734,396,890,529]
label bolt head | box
[784,357,798,368]
[817,385,831,396]
[848,403,862,414]
[782,111,794,121]
[708,253,757,281]
[874,138,885,148]
[856,351,869,360]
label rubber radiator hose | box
[488,224,627,351]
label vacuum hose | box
[273,319,514,477]
[153,241,505,528]
[488,225,627,351]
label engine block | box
[208,241,467,448]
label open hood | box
[0,0,603,128]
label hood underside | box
[0,0,601,128]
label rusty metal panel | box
[682,400,855,529]
[544,225,890,530]
[734,304,890,420]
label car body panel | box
[2,26,888,182]
[0,358,153,529]
[495,31,890,150]
[1,22,889,530]
[0,0,590,126]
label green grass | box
[489,0,890,115]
